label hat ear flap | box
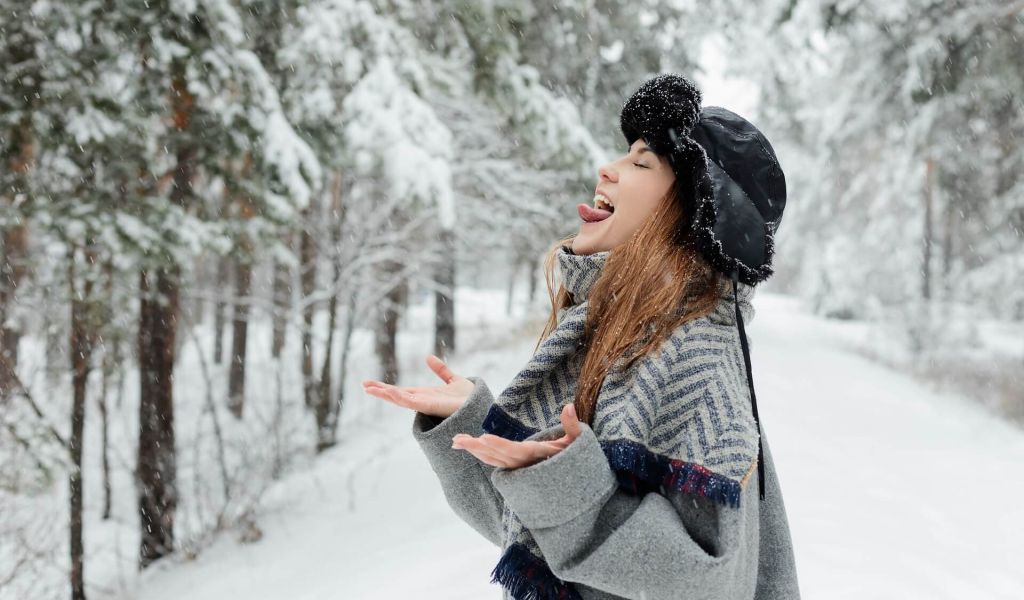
[667,136,712,246]
[690,154,778,286]
[666,134,707,187]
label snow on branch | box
[341,57,455,230]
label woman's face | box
[572,138,676,255]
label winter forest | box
[1,0,1023,599]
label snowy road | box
[130,291,1024,600]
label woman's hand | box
[451,403,582,469]
[361,354,474,419]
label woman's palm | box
[361,354,474,419]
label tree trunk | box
[434,227,456,359]
[910,157,937,360]
[922,157,935,302]
[527,254,538,306]
[315,172,345,451]
[69,249,95,600]
[375,257,407,387]
[300,205,318,411]
[227,155,256,419]
[212,255,229,365]
[330,288,359,444]
[0,116,33,396]
[505,254,520,316]
[940,185,956,304]
[99,258,115,520]
[0,225,28,396]
[315,279,338,452]
[228,238,252,419]
[137,266,180,568]
[138,64,190,568]
[270,238,291,359]
[98,370,112,520]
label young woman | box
[363,74,800,600]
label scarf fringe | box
[483,405,743,508]
[491,542,583,600]
[603,438,743,508]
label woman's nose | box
[598,164,617,182]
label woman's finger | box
[536,436,570,449]
[364,381,443,399]
[522,440,562,462]
[469,448,508,468]
[476,435,530,464]
[362,383,390,400]
[363,379,418,392]
[426,354,455,384]
[454,439,509,467]
[363,382,393,395]
[365,384,416,410]
[478,436,554,467]
[364,380,448,409]
[478,434,540,458]
[364,382,411,398]
[560,404,583,440]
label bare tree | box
[299,201,319,412]
[67,242,98,600]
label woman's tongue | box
[578,202,613,223]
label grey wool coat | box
[412,247,801,600]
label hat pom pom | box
[619,74,703,155]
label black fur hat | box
[619,73,787,286]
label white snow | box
[599,40,624,64]
[341,57,456,230]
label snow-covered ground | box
[8,286,1024,600]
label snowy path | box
[130,292,1024,600]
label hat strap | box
[732,270,766,502]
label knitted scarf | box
[482,245,760,600]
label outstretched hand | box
[452,403,583,469]
[362,354,474,419]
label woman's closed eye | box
[633,162,648,169]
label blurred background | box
[1,1,1022,599]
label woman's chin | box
[571,233,612,255]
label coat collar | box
[710,276,756,326]
[556,244,756,324]
[556,244,609,304]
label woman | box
[363,74,801,600]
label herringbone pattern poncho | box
[482,245,759,598]
[412,244,802,600]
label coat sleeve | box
[489,421,760,600]
[411,375,505,547]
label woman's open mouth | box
[577,202,613,223]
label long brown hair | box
[537,180,723,426]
